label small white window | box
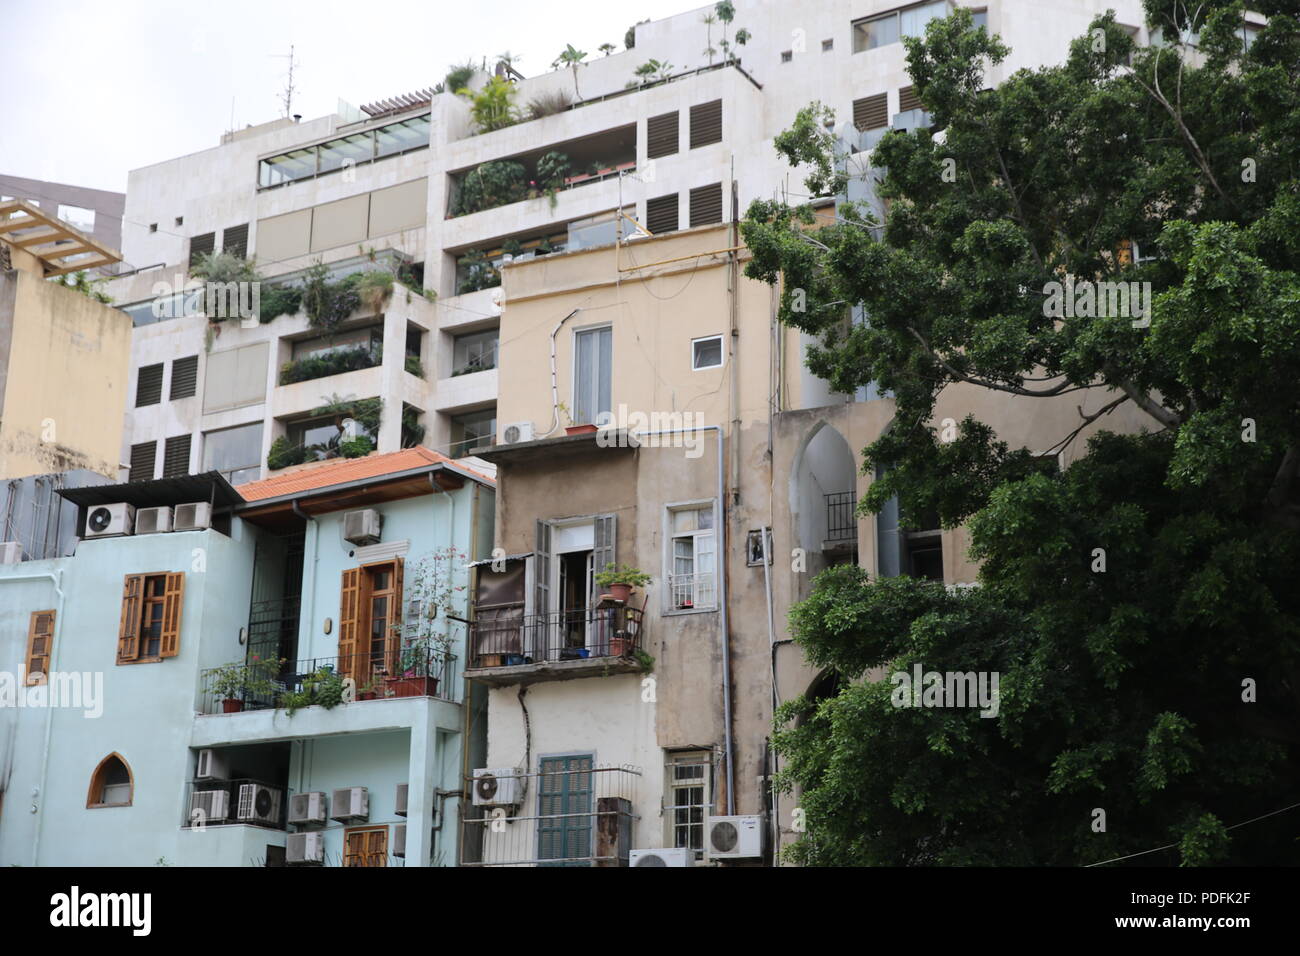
[692,335,723,370]
[780,50,793,63]
[666,503,716,610]
[664,751,712,853]
[822,39,834,52]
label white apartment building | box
[102,0,1150,491]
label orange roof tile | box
[237,446,494,503]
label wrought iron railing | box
[467,607,644,669]
[459,764,641,866]
[825,491,858,542]
[199,648,458,715]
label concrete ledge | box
[191,695,460,747]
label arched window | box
[87,753,133,808]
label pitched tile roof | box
[237,446,493,502]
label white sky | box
[0,0,695,194]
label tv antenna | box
[272,45,300,118]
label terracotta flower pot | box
[610,636,633,657]
[384,676,440,698]
[221,698,244,713]
[565,424,598,435]
[607,583,633,603]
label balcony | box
[459,764,641,866]
[465,606,645,686]
[183,777,286,831]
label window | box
[135,363,163,407]
[222,223,249,259]
[645,193,679,235]
[665,751,711,853]
[452,328,499,375]
[148,223,157,234]
[573,326,612,427]
[202,422,263,485]
[175,216,184,227]
[344,825,389,867]
[319,133,375,174]
[202,342,268,413]
[258,115,432,189]
[538,754,594,866]
[449,408,497,458]
[692,335,723,370]
[781,50,793,62]
[853,93,890,132]
[689,100,723,149]
[375,115,431,159]
[899,85,922,112]
[87,754,133,808]
[667,503,717,610]
[647,111,679,159]
[338,558,404,685]
[129,441,156,483]
[853,1,949,53]
[25,610,55,686]
[822,38,834,52]
[118,572,184,663]
[689,183,723,227]
[162,434,192,478]
[189,232,215,268]
[746,529,773,567]
[170,355,198,399]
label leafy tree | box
[460,75,519,133]
[746,2,1300,865]
[553,44,588,100]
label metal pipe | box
[616,245,744,273]
[760,524,779,859]
[544,308,583,437]
[1,568,66,865]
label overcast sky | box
[1,0,695,194]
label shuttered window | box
[646,194,679,235]
[591,514,617,606]
[25,610,56,685]
[136,363,163,407]
[853,93,889,131]
[170,355,198,399]
[898,85,922,112]
[689,183,724,227]
[189,232,215,268]
[222,223,249,259]
[163,434,192,478]
[118,572,184,663]
[538,754,594,865]
[129,441,156,482]
[689,100,723,148]
[647,111,679,158]
[338,559,404,685]
[344,826,389,867]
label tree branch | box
[1112,375,1183,428]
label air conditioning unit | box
[195,748,229,781]
[287,791,327,826]
[705,815,764,860]
[393,823,406,859]
[286,831,324,866]
[135,505,173,534]
[189,789,230,823]
[500,422,534,445]
[342,509,381,545]
[85,502,134,538]
[395,783,408,817]
[0,542,23,564]
[472,767,522,806]
[330,786,370,822]
[173,501,212,532]
[630,847,694,867]
[237,784,283,825]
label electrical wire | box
[1084,800,1300,867]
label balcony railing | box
[459,764,641,866]
[467,607,644,669]
[668,572,716,610]
[183,778,286,830]
[825,491,857,542]
[199,649,459,715]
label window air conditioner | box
[500,422,534,445]
[286,831,324,865]
[330,787,370,822]
[173,501,212,531]
[85,502,134,538]
[704,815,764,860]
[630,847,694,867]
[189,789,230,823]
[135,506,173,534]
[195,748,229,781]
[342,509,381,545]
[287,791,327,826]
[237,784,283,825]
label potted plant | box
[210,655,282,713]
[386,637,442,698]
[595,563,651,603]
[385,547,465,695]
[558,401,597,435]
[357,676,382,701]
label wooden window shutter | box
[163,434,192,478]
[853,93,888,131]
[647,111,680,159]
[591,515,616,606]
[338,568,362,681]
[689,99,723,148]
[189,232,215,268]
[645,194,678,235]
[117,575,145,663]
[898,85,922,112]
[170,355,198,399]
[159,572,186,657]
[534,521,551,615]
[689,183,724,227]
[385,557,405,675]
[136,363,163,407]
[25,610,56,685]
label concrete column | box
[405,705,438,867]
[379,308,405,452]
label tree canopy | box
[744,1,1300,865]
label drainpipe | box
[1,568,66,866]
[545,308,583,437]
[426,472,456,864]
[760,524,779,858]
[635,425,734,813]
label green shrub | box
[258,284,302,322]
[267,436,308,471]
[453,160,528,216]
[339,435,376,458]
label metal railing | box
[669,572,716,610]
[825,491,858,542]
[467,607,644,669]
[182,778,286,830]
[460,764,641,866]
[451,346,498,377]
[199,648,459,715]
